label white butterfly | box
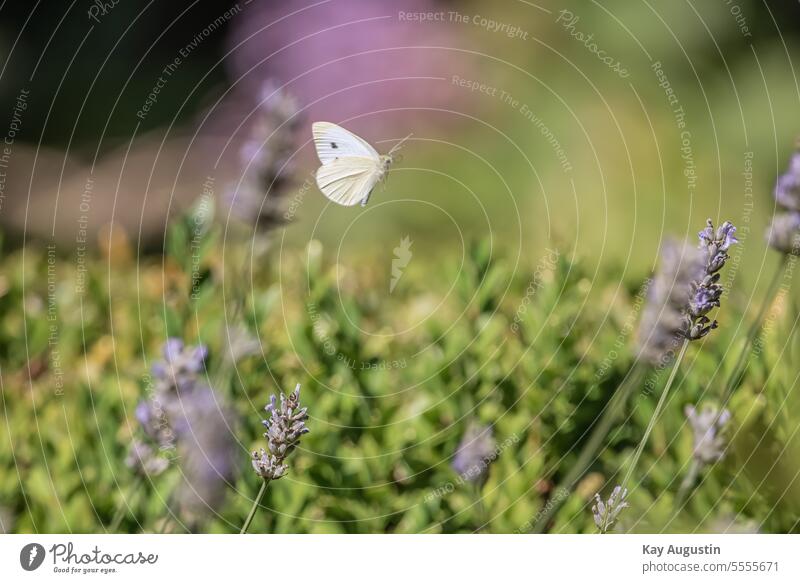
[312,122,411,207]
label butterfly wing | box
[315,157,383,206]
[313,122,380,166]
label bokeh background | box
[2,0,800,534]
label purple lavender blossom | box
[767,148,800,255]
[151,338,208,393]
[134,398,174,451]
[688,286,720,319]
[767,212,800,255]
[452,423,497,484]
[251,384,310,480]
[685,219,737,340]
[699,220,738,252]
[130,339,237,525]
[773,150,800,211]
[125,439,169,477]
[171,384,239,523]
[224,80,303,229]
[684,404,731,464]
[637,240,704,365]
[133,338,207,454]
[592,485,628,533]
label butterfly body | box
[312,122,408,207]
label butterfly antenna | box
[389,133,414,157]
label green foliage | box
[1,220,798,534]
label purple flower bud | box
[716,222,738,251]
[689,287,719,318]
[687,315,718,340]
[698,223,715,246]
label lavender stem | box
[240,479,270,534]
[619,339,689,502]
[532,362,646,533]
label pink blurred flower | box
[226,0,472,138]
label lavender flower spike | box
[251,384,310,480]
[452,423,497,484]
[225,80,303,228]
[685,219,737,340]
[684,405,731,464]
[592,485,628,533]
[774,148,800,211]
[151,337,208,393]
[125,439,169,477]
[767,147,800,255]
[766,212,800,255]
[636,240,704,365]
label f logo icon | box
[19,543,45,571]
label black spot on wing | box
[330,142,338,149]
